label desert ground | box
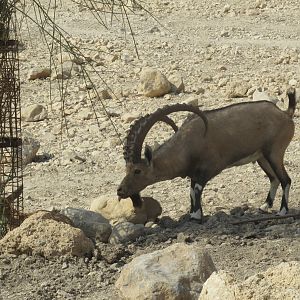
[1,0,300,299]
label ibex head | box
[117,104,207,207]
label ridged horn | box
[123,103,207,163]
[123,115,178,163]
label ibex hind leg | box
[264,154,291,216]
[257,157,280,213]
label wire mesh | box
[0,0,23,237]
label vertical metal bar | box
[0,0,23,237]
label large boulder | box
[116,243,217,299]
[0,211,94,258]
[138,68,171,97]
[90,195,162,225]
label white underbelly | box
[228,151,262,168]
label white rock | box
[227,82,250,98]
[51,61,75,80]
[77,108,94,120]
[223,4,231,13]
[121,112,140,123]
[168,73,185,94]
[55,52,72,64]
[199,271,236,300]
[22,131,40,165]
[220,30,230,37]
[182,96,199,107]
[27,68,51,80]
[116,243,217,299]
[22,104,48,122]
[138,67,171,97]
[218,78,229,87]
[246,86,257,96]
[252,89,272,101]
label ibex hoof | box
[276,207,288,216]
[259,203,272,214]
[189,209,203,224]
[189,217,203,224]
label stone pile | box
[0,195,163,258]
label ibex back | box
[117,88,296,222]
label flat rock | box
[121,112,141,123]
[61,207,109,224]
[109,222,145,244]
[60,207,111,242]
[182,96,199,106]
[116,243,217,299]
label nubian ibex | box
[117,88,296,222]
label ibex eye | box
[134,169,141,175]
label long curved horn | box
[124,103,207,163]
[123,115,178,163]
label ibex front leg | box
[190,179,206,223]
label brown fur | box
[118,89,296,216]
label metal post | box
[0,0,23,237]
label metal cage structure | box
[0,0,23,237]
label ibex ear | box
[144,145,153,165]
